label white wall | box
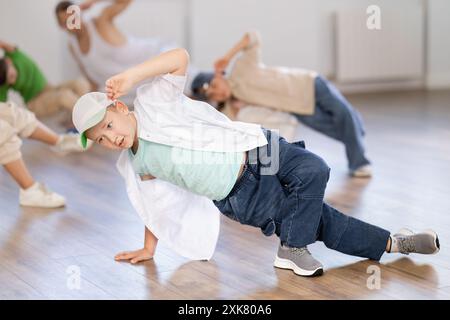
[190,0,323,72]
[190,0,426,80]
[426,0,450,89]
[1,0,449,90]
[114,0,188,47]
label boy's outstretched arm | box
[105,48,189,100]
[80,0,132,18]
[115,226,158,264]
[214,33,251,74]
[99,0,133,21]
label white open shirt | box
[116,73,268,260]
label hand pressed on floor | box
[115,248,154,264]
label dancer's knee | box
[292,151,330,188]
[307,153,330,183]
[57,88,78,110]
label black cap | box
[191,72,214,101]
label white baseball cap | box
[72,92,114,148]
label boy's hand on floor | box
[105,72,134,100]
[114,248,154,264]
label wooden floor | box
[1,90,450,300]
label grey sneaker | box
[274,243,324,277]
[393,228,440,255]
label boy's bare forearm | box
[81,0,131,10]
[125,48,189,86]
[144,226,158,252]
[224,33,251,60]
[100,0,133,21]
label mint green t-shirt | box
[129,138,244,201]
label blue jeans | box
[214,129,390,261]
[294,75,370,171]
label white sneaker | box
[350,164,372,178]
[51,133,92,155]
[19,182,66,208]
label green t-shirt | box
[129,138,244,201]
[0,48,47,103]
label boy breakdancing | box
[72,48,440,276]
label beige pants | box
[0,102,38,165]
[28,78,90,117]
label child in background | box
[54,0,189,105]
[191,31,371,177]
[0,40,89,118]
[71,48,440,277]
[1,101,88,208]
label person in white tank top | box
[55,0,193,105]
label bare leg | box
[58,88,79,112]
[28,121,59,146]
[59,78,91,97]
[3,158,35,189]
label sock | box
[56,135,64,146]
[281,241,293,249]
[388,235,399,253]
[22,182,38,192]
